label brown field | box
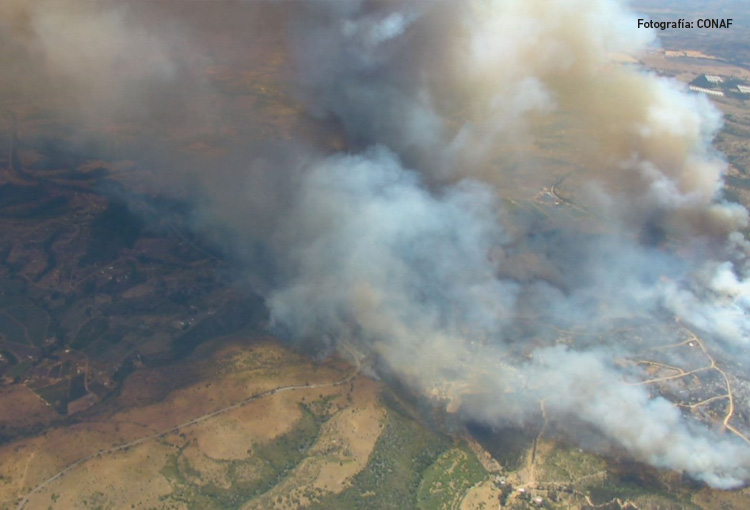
[0,385,58,436]
[0,337,385,510]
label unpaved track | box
[14,343,361,510]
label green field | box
[416,447,487,510]
[308,404,454,510]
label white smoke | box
[4,0,750,489]
[262,144,750,488]
[263,0,750,488]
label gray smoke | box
[261,145,750,488]
[4,0,750,489]
[270,0,750,488]
[0,0,216,133]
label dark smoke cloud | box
[4,0,750,488]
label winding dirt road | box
[14,342,362,510]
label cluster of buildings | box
[688,74,750,99]
[495,477,550,508]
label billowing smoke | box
[259,146,750,487]
[289,0,746,235]
[4,0,750,489]
[269,0,750,488]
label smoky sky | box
[4,0,750,488]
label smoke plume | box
[273,0,750,487]
[4,0,750,488]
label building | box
[737,84,750,95]
[704,74,723,84]
[689,85,725,97]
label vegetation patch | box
[82,200,144,264]
[157,404,323,510]
[467,423,536,472]
[307,408,451,510]
[33,379,70,413]
[587,479,698,510]
[539,443,608,486]
[71,317,109,350]
[5,305,50,347]
[416,446,488,510]
[0,313,29,345]
[170,297,265,360]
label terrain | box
[1,2,750,509]
[3,336,750,510]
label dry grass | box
[242,377,386,510]
[460,479,502,510]
[0,338,379,510]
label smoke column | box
[4,0,750,488]
[268,0,750,488]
